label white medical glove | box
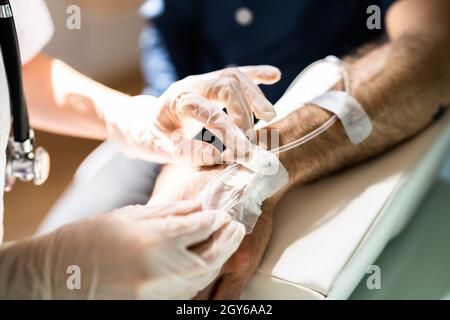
[106,65,281,165]
[0,201,245,299]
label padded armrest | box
[242,111,450,300]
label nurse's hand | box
[0,201,245,300]
[151,165,279,300]
[108,66,281,165]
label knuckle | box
[183,75,196,82]
[218,76,237,88]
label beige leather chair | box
[242,108,450,299]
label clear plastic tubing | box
[270,115,337,154]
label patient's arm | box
[152,0,450,299]
[271,0,450,191]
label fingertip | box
[259,65,282,83]
[240,65,282,84]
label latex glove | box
[0,201,245,299]
[107,66,281,165]
[195,206,274,300]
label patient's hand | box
[151,164,276,299]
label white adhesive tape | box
[309,91,373,144]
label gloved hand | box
[0,201,245,299]
[106,66,281,165]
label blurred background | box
[4,0,145,240]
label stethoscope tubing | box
[0,0,31,143]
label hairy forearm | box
[265,34,450,206]
[23,54,131,140]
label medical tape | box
[268,90,372,155]
[309,91,373,144]
[200,146,288,234]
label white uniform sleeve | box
[9,0,54,65]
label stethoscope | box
[0,0,50,191]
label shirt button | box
[235,7,253,26]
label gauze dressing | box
[200,147,288,234]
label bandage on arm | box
[263,39,450,193]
